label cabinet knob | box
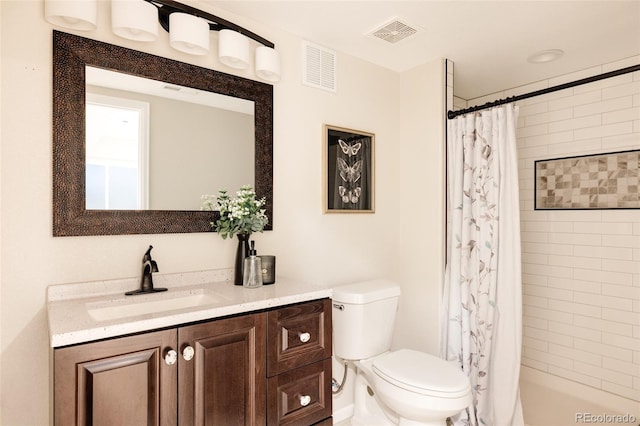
[299,394,311,407]
[182,345,195,361]
[298,332,311,343]
[164,349,177,365]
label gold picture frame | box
[323,124,375,213]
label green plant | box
[201,185,268,239]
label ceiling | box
[209,0,640,100]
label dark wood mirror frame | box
[53,31,273,236]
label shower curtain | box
[441,104,524,426]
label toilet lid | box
[372,349,471,398]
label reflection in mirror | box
[86,93,149,209]
[52,31,273,236]
[85,67,255,210]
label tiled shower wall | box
[467,56,640,401]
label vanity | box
[48,271,333,425]
[48,27,323,425]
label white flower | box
[201,185,268,239]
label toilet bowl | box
[332,280,472,426]
[368,349,471,425]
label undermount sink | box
[87,290,226,322]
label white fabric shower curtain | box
[441,104,524,426]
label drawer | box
[267,298,332,376]
[267,358,332,426]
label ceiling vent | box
[370,19,417,44]
[302,40,337,93]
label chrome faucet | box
[125,245,167,295]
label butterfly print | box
[337,158,362,183]
[339,186,361,204]
[338,139,362,157]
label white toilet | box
[332,279,472,426]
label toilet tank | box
[332,279,401,361]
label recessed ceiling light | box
[527,49,564,64]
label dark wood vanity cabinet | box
[53,299,331,426]
[267,298,332,425]
[54,328,178,425]
[178,313,267,425]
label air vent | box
[162,84,181,91]
[370,19,417,44]
[302,40,337,93]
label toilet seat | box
[372,349,471,398]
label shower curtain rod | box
[447,64,640,119]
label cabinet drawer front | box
[267,299,332,376]
[267,358,332,425]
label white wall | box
[468,56,640,414]
[394,59,446,355]
[0,0,3,377]
[0,1,446,424]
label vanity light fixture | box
[218,29,250,69]
[44,0,97,31]
[44,0,281,82]
[169,12,210,55]
[255,46,281,82]
[111,0,158,42]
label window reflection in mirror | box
[85,67,255,211]
[86,94,149,209]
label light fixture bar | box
[146,0,275,48]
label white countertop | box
[47,269,332,348]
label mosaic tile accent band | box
[535,150,639,209]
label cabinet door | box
[54,329,178,426]
[178,312,267,426]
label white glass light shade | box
[255,46,280,82]
[111,0,158,42]
[44,0,97,31]
[218,29,250,69]
[169,13,210,55]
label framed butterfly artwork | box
[323,124,375,213]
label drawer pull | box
[182,345,195,361]
[299,394,311,407]
[298,332,311,343]
[164,349,177,365]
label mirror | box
[86,67,255,210]
[53,31,273,236]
